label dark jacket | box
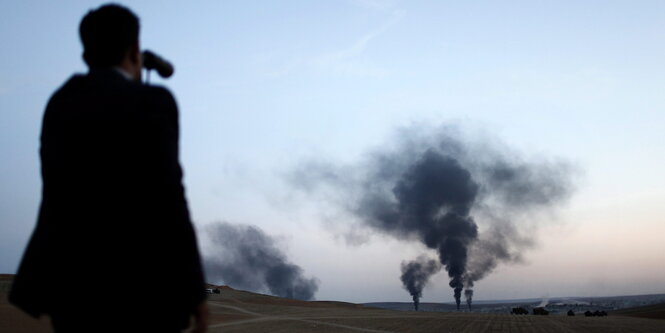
[9,69,205,327]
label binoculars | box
[142,50,174,79]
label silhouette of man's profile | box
[9,4,208,332]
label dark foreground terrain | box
[1,275,664,332]
[611,302,665,320]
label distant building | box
[205,288,221,294]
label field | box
[1,275,665,332]
[611,303,665,320]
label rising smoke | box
[290,124,574,309]
[400,256,441,311]
[203,221,319,300]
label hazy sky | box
[1,0,665,303]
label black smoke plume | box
[389,149,479,309]
[400,256,441,311]
[290,124,575,308]
[203,221,319,300]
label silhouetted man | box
[10,4,208,332]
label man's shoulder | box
[52,70,177,107]
[139,83,175,102]
[138,83,177,112]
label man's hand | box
[191,301,209,333]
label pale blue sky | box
[1,0,664,302]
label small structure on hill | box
[533,307,549,315]
[511,307,529,315]
[584,310,607,317]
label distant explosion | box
[203,221,319,300]
[290,124,575,309]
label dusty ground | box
[1,276,664,333]
[611,302,665,320]
[202,287,665,333]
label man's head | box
[79,4,141,79]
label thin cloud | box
[309,9,404,78]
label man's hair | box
[79,4,140,68]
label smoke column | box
[203,221,319,300]
[465,288,473,310]
[400,256,442,311]
[390,150,479,309]
[290,124,574,308]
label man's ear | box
[130,41,141,66]
[123,40,142,81]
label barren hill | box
[203,288,665,333]
[2,275,665,332]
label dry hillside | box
[1,276,664,332]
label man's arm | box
[147,86,208,322]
